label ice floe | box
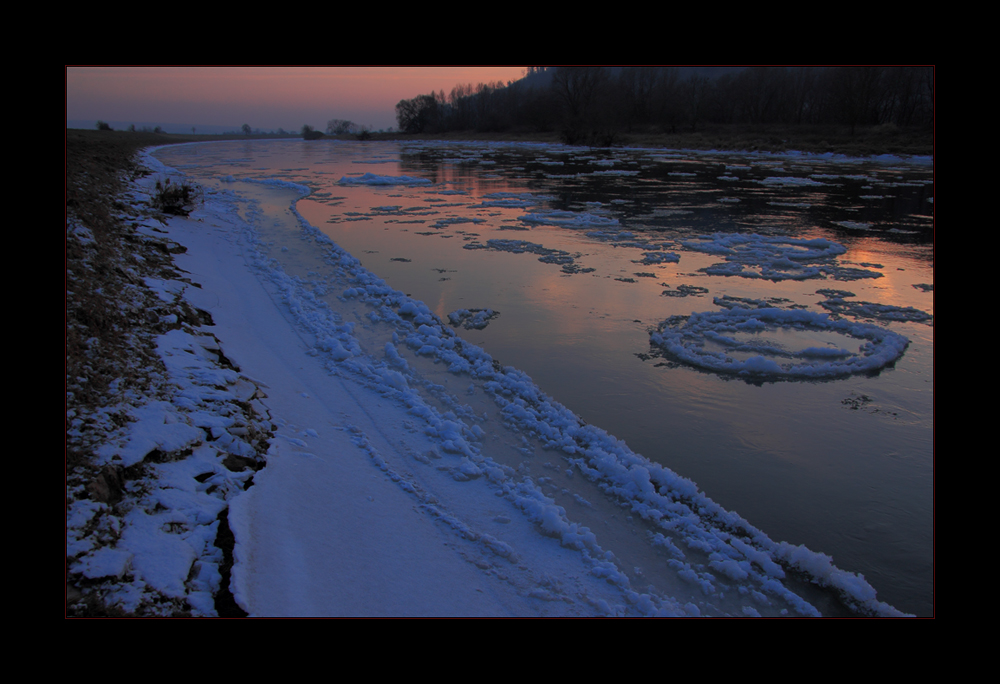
[758,176,826,187]
[681,233,881,282]
[448,308,500,330]
[520,211,620,229]
[338,172,432,186]
[462,238,593,274]
[818,291,933,324]
[639,252,681,265]
[650,304,909,381]
[835,221,873,230]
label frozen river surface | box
[156,140,933,616]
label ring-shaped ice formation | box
[650,307,909,380]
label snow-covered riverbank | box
[66,145,911,616]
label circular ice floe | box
[650,307,909,380]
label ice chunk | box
[651,307,909,381]
[338,173,431,186]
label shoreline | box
[67,123,934,159]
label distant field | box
[67,123,932,158]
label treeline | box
[395,66,933,144]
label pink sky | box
[66,66,530,132]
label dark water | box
[155,140,933,615]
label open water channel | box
[155,139,934,615]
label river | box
[155,139,933,616]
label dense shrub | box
[153,178,193,216]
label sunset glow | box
[66,66,529,132]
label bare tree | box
[551,67,607,122]
[327,119,359,135]
[618,67,661,130]
[828,67,885,134]
[683,73,712,131]
[395,94,441,133]
[551,67,610,142]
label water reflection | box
[155,140,933,615]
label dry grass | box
[66,130,252,617]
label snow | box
[67,144,914,618]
